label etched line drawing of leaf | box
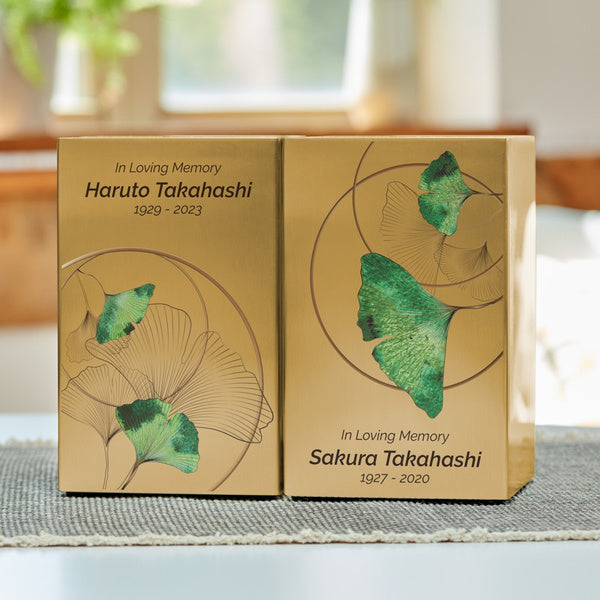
[96,283,155,344]
[66,310,98,363]
[116,398,199,489]
[170,331,273,443]
[435,242,504,301]
[64,364,140,409]
[61,364,138,488]
[62,369,119,444]
[418,151,476,236]
[382,181,504,296]
[87,303,207,402]
[381,181,448,286]
[66,270,105,362]
[357,253,458,418]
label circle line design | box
[62,247,267,491]
[309,157,504,393]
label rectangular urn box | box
[283,136,535,499]
[58,137,281,495]
[58,135,535,499]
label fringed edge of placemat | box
[535,427,600,442]
[1,527,599,548]
[0,438,57,448]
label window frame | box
[158,0,367,115]
[48,1,377,134]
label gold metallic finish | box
[58,137,281,495]
[283,136,535,499]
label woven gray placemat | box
[1,427,599,547]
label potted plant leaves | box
[0,0,162,131]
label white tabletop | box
[1,414,598,600]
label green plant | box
[0,0,159,84]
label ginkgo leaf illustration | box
[88,303,271,442]
[418,151,475,236]
[63,364,139,410]
[66,270,104,362]
[357,253,458,418]
[116,398,199,488]
[435,242,504,301]
[87,303,207,401]
[381,181,448,287]
[62,366,126,444]
[61,364,137,488]
[66,310,98,362]
[170,331,273,443]
[96,283,155,344]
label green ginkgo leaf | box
[96,283,155,344]
[357,253,457,418]
[116,398,199,474]
[418,151,475,236]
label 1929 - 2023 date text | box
[134,204,203,216]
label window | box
[161,0,356,112]
[49,0,410,132]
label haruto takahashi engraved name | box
[84,180,252,199]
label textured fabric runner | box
[1,428,599,547]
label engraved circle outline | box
[62,247,268,491]
[309,160,504,393]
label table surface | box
[1,414,598,600]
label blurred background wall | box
[2,0,598,153]
[0,0,599,422]
[500,0,600,156]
